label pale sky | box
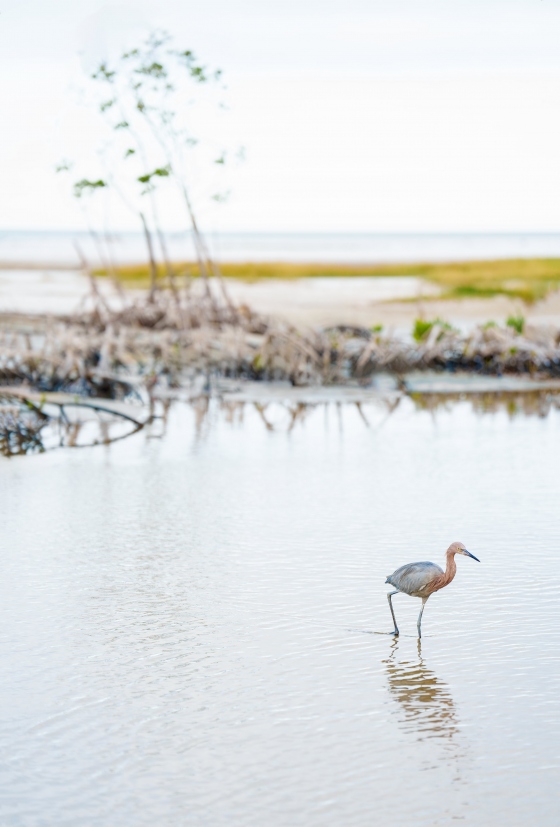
[2,0,560,232]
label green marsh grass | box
[94,258,560,302]
[506,315,526,335]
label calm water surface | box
[1,399,559,826]
[5,230,560,265]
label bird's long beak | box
[464,549,480,562]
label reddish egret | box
[385,541,480,638]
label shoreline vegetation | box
[92,257,560,302]
[3,266,560,455]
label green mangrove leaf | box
[73,179,107,198]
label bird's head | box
[448,541,479,561]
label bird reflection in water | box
[384,639,459,742]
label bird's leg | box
[417,597,428,639]
[387,591,400,636]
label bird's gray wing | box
[386,561,444,595]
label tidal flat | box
[98,256,560,302]
[1,397,559,826]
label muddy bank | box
[3,278,560,455]
[3,296,560,392]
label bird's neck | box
[442,552,457,587]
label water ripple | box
[0,400,559,825]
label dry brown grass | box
[2,286,560,401]
[4,279,560,455]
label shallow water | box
[1,399,559,826]
[5,229,560,265]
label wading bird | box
[386,541,480,638]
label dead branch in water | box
[3,272,560,464]
[3,288,560,408]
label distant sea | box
[3,230,560,267]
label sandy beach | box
[224,276,559,330]
[1,266,559,333]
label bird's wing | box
[386,561,443,594]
